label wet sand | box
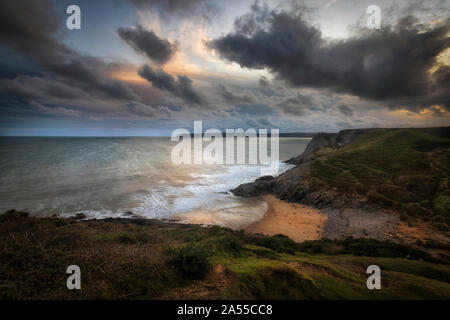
[245,195,328,242]
[174,195,412,243]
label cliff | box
[232,127,450,231]
[285,129,369,164]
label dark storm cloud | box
[0,0,65,64]
[337,104,354,117]
[246,116,275,128]
[127,0,220,21]
[3,75,91,101]
[398,0,449,18]
[209,4,450,111]
[0,0,138,105]
[50,57,138,101]
[259,76,270,87]
[138,65,205,105]
[216,84,255,104]
[232,104,276,117]
[118,26,177,65]
[126,101,172,118]
[277,94,313,116]
[432,66,450,91]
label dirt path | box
[159,264,235,300]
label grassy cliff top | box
[1,212,449,300]
[309,127,450,229]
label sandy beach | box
[245,195,328,242]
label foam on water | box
[0,137,310,229]
[101,162,294,228]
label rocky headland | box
[232,127,450,242]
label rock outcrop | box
[231,129,370,209]
[285,129,367,164]
[232,126,450,240]
[231,175,275,197]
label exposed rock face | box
[232,127,450,240]
[231,175,275,197]
[285,129,367,164]
[231,129,369,208]
[232,152,324,204]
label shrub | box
[167,245,211,279]
[297,240,323,253]
[74,213,86,220]
[366,191,396,207]
[0,210,29,222]
[297,238,436,262]
[237,266,319,299]
[423,239,450,250]
[432,196,450,216]
[97,232,139,244]
[116,233,137,244]
[216,235,242,254]
[431,215,448,224]
[244,233,298,254]
[402,203,429,217]
[431,222,449,232]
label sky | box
[0,0,449,136]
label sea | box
[0,137,310,229]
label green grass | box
[309,128,450,228]
[1,211,449,299]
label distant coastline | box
[188,132,316,138]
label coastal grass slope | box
[1,212,449,300]
[232,127,450,235]
[309,128,450,229]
